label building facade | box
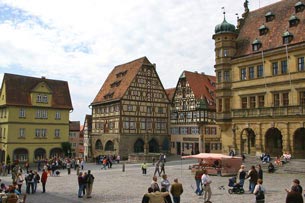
[69,121,84,158]
[90,57,170,159]
[83,114,92,161]
[213,0,305,158]
[0,73,73,164]
[169,71,219,155]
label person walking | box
[237,165,246,188]
[253,179,265,203]
[41,169,48,193]
[85,170,94,198]
[201,169,212,203]
[170,178,183,203]
[141,162,147,175]
[194,168,204,195]
[160,161,165,175]
[153,161,161,177]
[246,165,258,193]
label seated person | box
[274,156,282,166]
[268,162,275,173]
[0,183,9,193]
[262,154,270,163]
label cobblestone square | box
[2,157,305,203]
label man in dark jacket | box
[246,165,258,193]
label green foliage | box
[61,142,72,157]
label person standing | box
[170,178,183,203]
[286,185,304,203]
[85,170,94,198]
[141,162,147,175]
[78,172,85,198]
[66,160,71,175]
[253,179,265,203]
[161,174,170,191]
[237,165,246,187]
[201,169,212,203]
[257,165,263,180]
[151,176,160,192]
[286,179,303,194]
[41,169,48,193]
[194,168,204,195]
[16,172,24,193]
[246,165,258,193]
[160,161,165,175]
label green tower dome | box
[215,18,236,34]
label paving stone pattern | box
[2,156,305,203]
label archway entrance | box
[240,128,256,155]
[50,148,63,158]
[293,128,305,158]
[34,148,46,160]
[13,148,28,162]
[265,128,283,156]
[149,139,159,153]
[105,140,114,151]
[134,139,144,153]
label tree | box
[61,142,72,157]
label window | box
[241,97,247,109]
[225,98,230,112]
[295,2,305,13]
[36,110,48,119]
[224,71,230,82]
[35,129,47,137]
[283,93,289,106]
[250,96,256,108]
[147,106,152,114]
[180,127,187,134]
[55,129,60,137]
[289,15,299,27]
[19,128,25,138]
[19,108,26,118]
[258,95,265,107]
[191,127,199,134]
[241,68,247,80]
[298,57,304,71]
[127,105,133,111]
[249,67,255,79]
[37,94,48,103]
[218,99,222,112]
[217,71,222,83]
[274,93,280,107]
[158,107,163,114]
[272,62,278,75]
[265,12,275,22]
[300,91,305,105]
[55,112,61,120]
[37,95,42,102]
[281,60,288,74]
[223,49,228,57]
[257,65,264,78]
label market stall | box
[182,153,242,176]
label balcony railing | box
[232,105,305,118]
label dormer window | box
[289,15,300,27]
[110,80,121,88]
[252,39,262,51]
[295,1,305,13]
[282,30,293,44]
[265,11,275,22]
[259,24,268,35]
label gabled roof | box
[1,73,73,109]
[165,88,176,103]
[235,0,305,57]
[91,57,153,105]
[69,121,80,131]
[183,71,216,104]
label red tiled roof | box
[91,57,153,105]
[184,71,216,106]
[235,0,305,57]
[69,121,80,131]
[165,88,176,102]
[2,73,73,109]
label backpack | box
[256,186,265,200]
[27,173,33,182]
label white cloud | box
[0,0,279,121]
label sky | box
[0,0,279,122]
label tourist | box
[268,162,275,173]
[151,176,160,191]
[85,170,94,198]
[33,170,40,193]
[161,187,172,203]
[41,169,48,193]
[77,172,85,198]
[253,179,265,203]
[246,165,258,193]
[141,187,153,203]
[25,170,34,194]
[201,169,212,203]
[237,165,246,188]
[66,160,71,175]
[160,161,165,175]
[194,168,204,195]
[286,185,304,203]
[153,161,161,177]
[16,172,24,193]
[257,164,263,180]
[160,174,170,191]
[170,178,183,203]
[286,179,303,194]
[141,162,147,175]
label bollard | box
[122,163,125,172]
